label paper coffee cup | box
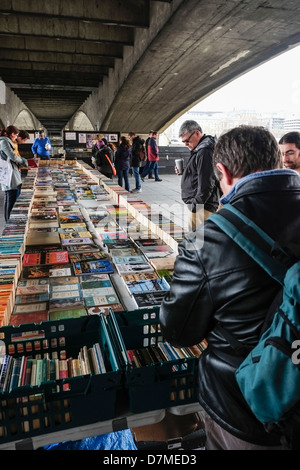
[175,158,184,175]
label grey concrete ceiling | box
[0,0,299,136]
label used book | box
[73,259,114,275]
[22,250,69,266]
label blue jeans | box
[141,161,159,180]
[117,169,130,191]
[132,166,141,190]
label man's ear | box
[216,163,233,185]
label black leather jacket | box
[160,171,300,445]
[180,134,220,212]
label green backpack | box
[210,203,300,449]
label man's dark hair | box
[19,130,30,139]
[213,125,282,179]
[279,131,300,150]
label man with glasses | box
[178,120,220,231]
[279,131,300,174]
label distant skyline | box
[193,44,300,115]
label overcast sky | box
[194,44,300,115]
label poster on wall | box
[63,131,120,151]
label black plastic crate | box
[109,307,199,414]
[0,315,121,444]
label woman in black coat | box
[114,136,131,191]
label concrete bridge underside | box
[0,0,299,136]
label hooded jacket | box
[180,134,220,213]
[0,136,28,190]
[160,170,300,446]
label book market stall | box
[0,159,205,450]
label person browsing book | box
[31,129,52,160]
[159,125,300,450]
[115,136,131,191]
[177,120,220,231]
[94,138,115,179]
[0,125,28,222]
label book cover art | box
[49,275,79,286]
[13,302,48,314]
[150,257,176,271]
[68,251,108,263]
[59,231,92,239]
[9,312,49,327]
[22,250,69,266]
[21,264,73,279]
[16,279,49,295]
[49,307,87,321]
[61,237,94,245]
[65,242,100,253]
[49,297,84,311]
[15,292,50,304]
[133,291,168,308]
[73,260,114,275]
[125,277,170,294]
[81,286,116,298]
[84,294,119,307]
[78,273,110,283]
[114,262,154,275]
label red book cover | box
[22,251,69,266]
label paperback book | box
[125,277,170,295]
[73,260,114,275]
[22,250,69,266]
[21,264,73,279]
[16,279,50,295]
[132,291,168,308]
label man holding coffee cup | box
[177,120,221,231]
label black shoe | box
[155,179,162,182]
[141,177,145,182]
[148,176,154,179]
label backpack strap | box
[210,204,289,286]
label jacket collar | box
[220,169,299,204]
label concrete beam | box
[0,0,150,27]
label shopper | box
[128,132,144,193]
[141,131,162,182]
[159,125,299,450]
[31,129,52,160]
[14,129,30,197]
[94,138,115,179]
[0,125,28,222]
[177,120,220,231]
[115,136,131,191]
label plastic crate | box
[110,307,199,414]
[0,315,122,444]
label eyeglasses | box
[182,130,195,144]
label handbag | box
[104,153,116,176]
[0,158,13,186]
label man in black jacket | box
[160,125,300,450]
[178,120,220,231]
